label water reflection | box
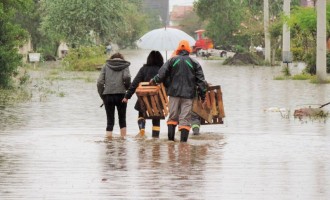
[104,139,127,171]
[0,49,329,199]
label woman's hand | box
[122,98,128,103]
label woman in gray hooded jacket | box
[97,53,131,139]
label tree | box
[40,0,147,47]
[177,10,204,37]
[0,0,32,87]
[14,0,58,57]
[194,0,244,46]
[274,3,330,75]
[194,0,301,51]
[115,2,149,48]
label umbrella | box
[136,27,196,58]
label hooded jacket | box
[153,50,206,100]
[97,58,131,98]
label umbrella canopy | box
[136,27,196,51]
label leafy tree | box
[40,0,147,47]
[115,2,148,48]
[284,4,330,74]
[14,0,58,57]
[194,0,301,49]
[178,10,205,37]
[0,0,32,88]
[15,0,40,51]
[194,0,244,47]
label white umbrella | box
[136,27,196,57]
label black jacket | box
[125,64,161,111]
[153,50,206,100]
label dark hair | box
[146,51,164,67]
[110,52,124,60]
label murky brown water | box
[1,50,330,199]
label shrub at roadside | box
[62,46,106,71]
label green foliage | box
[310,76,330,84]
[233,45,246,53]
[178,11,204,37]
[291,47,305,61]
[288,6,317,34]
[277,4,330,74]
[303,52,316,74]
[40,0,147,47]
[194,0,301,49]
[62,46,105,71]
[14,0,41,50]
[0,0,32,88]
[116,2,148,48]
[326,51,330,73]
[194,0,243,46]
[0,87,31,105]
[291,73,313,80]
[274,76,287,80]
[281,65,291,76]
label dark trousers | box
[138,112,160,127]
[104,94,127,131]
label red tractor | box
[192,29,214,56]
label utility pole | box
[282,0,292,67]
[316,0,327,81]
[264,0,271,63]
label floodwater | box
[1,50,330,200]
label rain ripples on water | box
[0,50,329,199]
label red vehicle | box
[192,29,214,55]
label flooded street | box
[1,49,330,199]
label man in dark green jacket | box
[150,40,206,142]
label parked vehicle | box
[192,29,214,56]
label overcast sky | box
[169,0,195,11]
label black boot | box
[152,129,160,138]
[180,129,189,142]
[138,118,146,130]
[168,125,176,141]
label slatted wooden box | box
[192,85,225,125]
[135,82,169,119]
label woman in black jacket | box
[122,51,164,138]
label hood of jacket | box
[177,50,190,56]
[106,58,130,71]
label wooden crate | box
[192,85,225,125]
[135,82,168,119]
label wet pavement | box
[1,49,330,199]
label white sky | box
[169,0,195,11]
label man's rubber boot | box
[180,129,189,142]
[152,126,160,138]
[192,127,200,135]
[168,125,176,141]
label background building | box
[169,5,193,27]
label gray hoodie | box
[97,58,131,98]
